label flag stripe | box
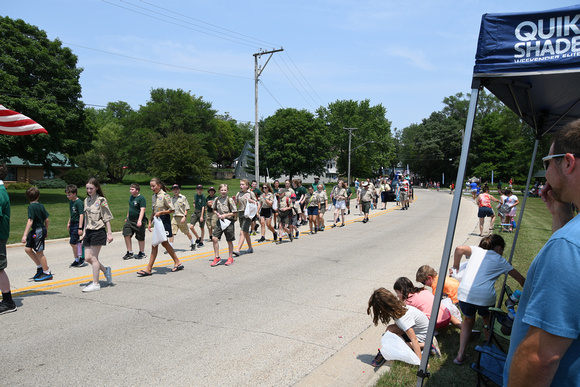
[0,105,48,135]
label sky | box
[3,0,578,132]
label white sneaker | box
[104,267,113,284]
[83,282,101,292]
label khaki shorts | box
[400,191,408,201]
[172,216,190,235]
[206,212,217,234]
[213,219,235,242]
[190,211,205,227]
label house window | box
[5,167,16,182]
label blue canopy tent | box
[417,5,580,385]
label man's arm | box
[508,326,573,387]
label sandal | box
[371,350,385,367]
[172,264,184,272]
[453,354,470,365]
[137,270,152,277]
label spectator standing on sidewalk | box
[505,122,580,385]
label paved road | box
[1,189,478,386]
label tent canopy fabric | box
[473,5,580,136]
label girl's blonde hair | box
[218,183,228,192]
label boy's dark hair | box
[26,186,40,202]
[130,183,140,191]
[553,119,580,155]
[65,184,78,194]
[0,164,8,181]
[416,265,438,283]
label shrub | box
[6,182,32,190]
[63,168,90,187]
[32,178,68,189]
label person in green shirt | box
[0,164,16,315]
[21,187,51,282]
[122,183,148,260]
[190,184,206,247]
[66,184,85,267]
[293,179,308,226]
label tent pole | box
[497,137,539,306]
[416,87,480,386]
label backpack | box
[228,197,238,221]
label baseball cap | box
[208,186,216,192]
[172,184,180,189]
[196,184,203,189]
[290,193,297,198]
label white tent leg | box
[416,88,480,386]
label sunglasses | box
[542,153,578,170]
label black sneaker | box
[0,301,17,315]
[70,260,80,267]
[134,252,147,260]
[273,231,278,241]
[122,252,134,260]
[78,257,85,266]
[190,243,196,251]
[197,242,204,248]
[257,236,266,242]
[31,267,43,280]
[34,272,53,282]
[195,238,201,244]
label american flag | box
[0,105,48,136]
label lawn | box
[374,196,552,386]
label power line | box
[137,0,280,48]
[67,43,253,80]
[274,56,318,109]
[258,80,284,110]
[284,50,325,106]
[272,58,315,110]
[104,0,271,49]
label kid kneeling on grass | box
[22,187,51,282]
[66,184,85,267]
[367,287,433,367]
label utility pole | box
[253,47,283,184]
[344,127,358,187]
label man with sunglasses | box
[505,121,580,386]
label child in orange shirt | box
[416,265,462,328]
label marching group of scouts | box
[0,174,386,314]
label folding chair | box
[470,285,518,386]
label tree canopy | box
[397,91,549,184]
[260,108,331,181]
[0,16,90,167]
[316,99,394,179]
